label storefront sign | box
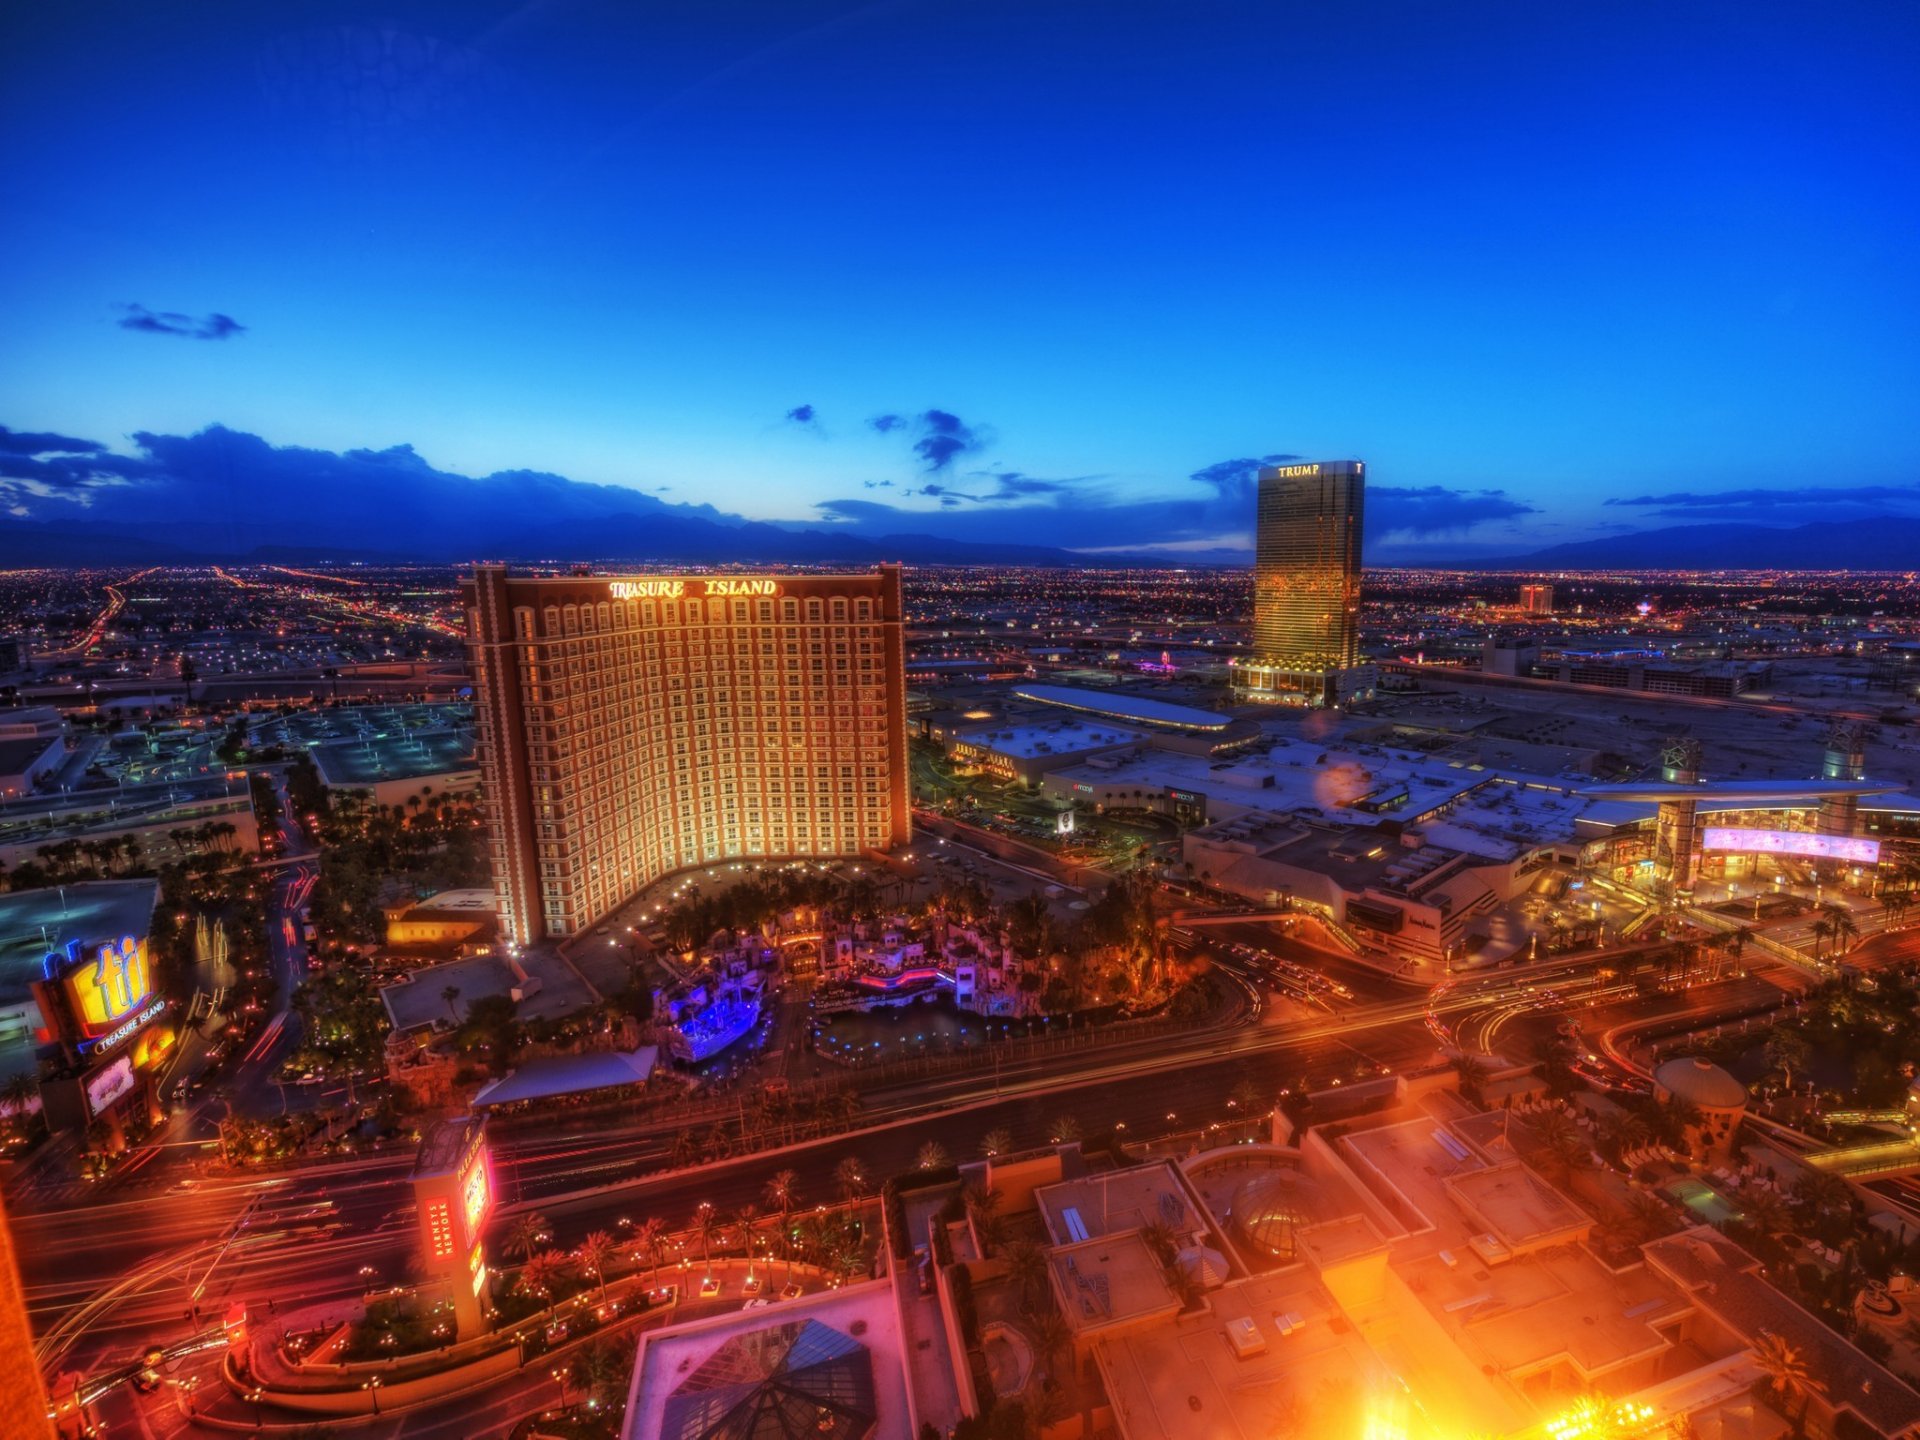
[610,578,783,601]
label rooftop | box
[954,718,1139,760]
[622,1281,912,1440]
[1049,1231,1181,1334]
[0,879,160,1003]
[310,726,476,787]
[470,1047,657,1109]
[1011,683,1233,731]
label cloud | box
[784,404,816,425]
[1604,484,1920,516]
[814,452,1533,554]
[0,426,106,457]
[118,305,247,340]
[1370,485,1538,535]
[0,421,740,553]
[864,408,991,470]
[911,408,986,472]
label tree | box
[1030,1308,1072,1381]
[980,1127,1013,1159]
[574,1230,615,1301]
[1763,1027,1810,1092]
[694,1202,721,1278]
[834,1155,869,1205]
[916,1141,950,1171]
[630,1217,668,1280]
[1450,1053,1490,1103]
[505,1211,552,1262]
[515,1249,569,1302]
[1823,902,1860,959]
[1048,1114,1082,1145]
[1004,1241,1048,1315]
[1751,1329,1827,1426]
[440,985,461,1026]
[1,1073,37,1137]
[1737,1186,1792,1242]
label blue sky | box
[4,0,1918,559]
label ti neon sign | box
[44,935,155,1038]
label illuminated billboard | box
[85,1055,136,1116]
[44,935,153,1037]
[1701,828,1881,864]
[460,1145,492,1243]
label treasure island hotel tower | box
[1239,460,1372,708]
[464,565,911,945]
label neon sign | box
[425,1198,456,1260]
[1701,828,1881,864]
[609,578,783,601]
[78,998,166,1054]
[1269,464,1321,478]
[45,935,152,1036]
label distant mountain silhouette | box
[0,511,1097,568]
[1467,515,1920,569]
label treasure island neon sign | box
[608,578,782,601]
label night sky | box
[5,0,1918,560]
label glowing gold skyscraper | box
[1241,460,1369,707]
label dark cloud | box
[118,305,247,340]
[911,408,985,472]
[784,404,816,425]
[815,452,1531,554]
[1370,485,1537,535]
[1605,485,1920,516]
[868,414,904,433]
[0,421,735,552]
[0,427,105,457]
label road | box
[23,906,1907,1433]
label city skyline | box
[6,1,1920,562]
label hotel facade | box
[1240,459,1371,707]
[463,565,911,945]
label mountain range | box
[7,510,1919,571]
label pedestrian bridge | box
[1803,1137,1920,1179]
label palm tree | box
[834,1155,869,1205]
[1048,1114,1082,1145]
[1751,1329,1827,1426]
[505,1211,552,1262]
[1600,1110,1651,1162]
[574,1230,615,1301]
[1030,1308,1072,1382]
[1823,903,1860,959]
[915,1141,950,1171]
[1,1073,37,1136]
[694,1202,721,1279]
[733,1203,763,1281]
[980,1127,1013,1159]
[1737,1185,1792,1242]
[1450,1052,1491,1103]
[765,1170,798,1277]
[1793,1170,1851,1220]
[1137,1220,1178,1267]
[440,984,461,1025]
[1228,1076,1267,1117]
[630,1217,668,1280]
[1004,1240,1049,1315]
[516,1249,570,1302]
